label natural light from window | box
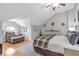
[7,26,15,31]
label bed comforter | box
[33,35,79,56]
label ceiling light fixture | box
[42,3,66,11]
[7,26,15,31]
[53,3,59,7]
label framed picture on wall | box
[61,23,65,26]
[44,24,46,27]
[51,22,55,26]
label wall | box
[67,4,79,31]
[0,21,2,43]
[31,25,41,40]
[41,7,77,35]
[0,21,2,34]
[75,4,79,22]
[31,4,77,39]
[2,21,21,41]
[2,17,32,40]
[41,12,68,35]
[19,18,32,40]
[2,21,21,33]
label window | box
[7,26,15,31]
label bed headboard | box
[41,30,61,36]
[6,32,15,36]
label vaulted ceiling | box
[0,3,75,25]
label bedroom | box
[0,3,79,56]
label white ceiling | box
[0,3,75,25]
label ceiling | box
[0,3,75,25]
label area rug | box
[16,42,42,56]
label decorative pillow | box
[66,31,78,45]
[69,33,78,45]
[66,31,73,40]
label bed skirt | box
[34,46,64,56]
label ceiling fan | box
[42,3,66,11]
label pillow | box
[69,33,78,45]
[66,32,73,40]
[66,32,78,45]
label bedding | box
[33,35,79,56]
[6,32,24,44]
[33,35,55,49]
[33,35,64,56]
[7,35,24,44]
[48,36,79,52]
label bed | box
[5,32,24,44]
[33,35,79,56]
[7,35,24,44]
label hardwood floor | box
[64,48,79,56]
[2,38,31,56]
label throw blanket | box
[33,35,55,49]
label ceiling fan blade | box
[45,3,53,8]
[59,3,66,6]
[41,4,47,8]
[45,5,51,8]
[53,7,55,10]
